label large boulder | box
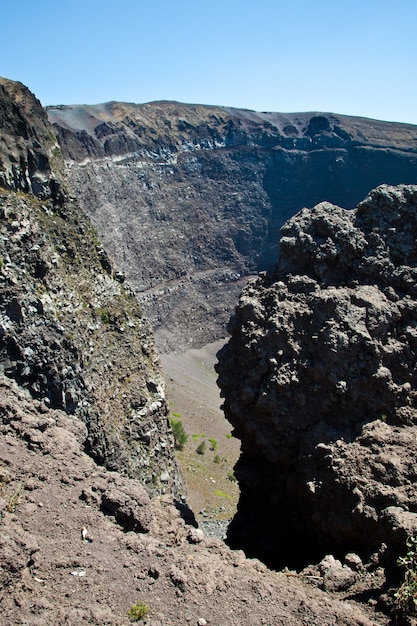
[216,184,417,569]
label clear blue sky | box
[2,0,417,124]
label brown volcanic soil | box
[160,340,240,520]
[0,375,392,626]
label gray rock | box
[318,555,356,592]
[187,528,204,544]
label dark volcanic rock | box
[47,102,417,351]
[216,184,417,569]
[0,78,184,498]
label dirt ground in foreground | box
[0,374,393,626]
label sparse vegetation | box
[172,412,182,418]
[214,454,221,464]
[0,479,24,513]
[95,307,111,324]
[395,535,417,615]
[127,601,149,622]
[170,418,188,450]
[208,438,218,451]
[214,489,231,499]
[196,440,206,455]
[227,470,236,482]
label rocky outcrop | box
[216,184,417,570]
[0,77,64,204]
[0,78,183,497]
[47,101,417,350]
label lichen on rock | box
[216,184,417,569]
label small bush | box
[227,470,236,482]
[214,454,221,464]
[127,601,149,622]
[196,440,206,455]
[396,536,417,615]
[208,438,218,451]
[170,419,188,450]
[95,307,110,324]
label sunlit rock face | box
[47,103,417,351]
[217,184,417,569]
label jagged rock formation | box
[0,78,183,497]
[0,77,64,204]
[216,184,417,570]
[47,101,417,350]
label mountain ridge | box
[47,99,417,351]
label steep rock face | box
[48,102,417,350]
[216,184,417,569]
[0,78,64,203]
[0,79,183,497]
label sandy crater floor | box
[160,339,240,521]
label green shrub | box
[95,307,110,324]
[227,469,236,482]
[208,438,218,451]
[214,454,221,464]
[196,440,206,455]
[396,536,417,615]
[170,419,188,450]
[127,601,149,622]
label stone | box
[187,528,204,544]
[318,555,356,592]
[344,553,363,571]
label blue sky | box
[2,0,417,124]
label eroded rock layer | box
[47,102,417,351]
[216,184,417,569]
